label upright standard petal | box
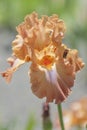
[16,12,65,51]
[12,35,31,61]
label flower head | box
[1,12,84,103]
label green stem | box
[57,104,65,130]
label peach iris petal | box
[66,49,84,71]
[56,59,75,89]
[12,35,31,61]
[30,58,75,103]
[30,63,61,103]
[1,57,25,83]
[16,12,65,51]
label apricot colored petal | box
[16,12,66,51]
[56,59,75,89]
[12,35,31,61]
[29,59,75,103]
[66,49,85,72]
[1,57,25,83]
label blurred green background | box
[0,0,87,48]
[0,0,87,130]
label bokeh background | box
[0,0,87,130]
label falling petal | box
[30,58,75,103]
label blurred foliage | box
[0,119,17,130]
[0,0,78,26]
[0,0,87,48]
[0,114,36,130]
[25,114,36,130]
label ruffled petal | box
[16,12,65,51]
[56,59,75,92]
[12,35,31,61]
[66,49,85,72]
[29,59,75,103]
[1,57,25,83]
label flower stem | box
[57,103,65,130]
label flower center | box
[39,55,55,69]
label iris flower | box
[1,12,84,103]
